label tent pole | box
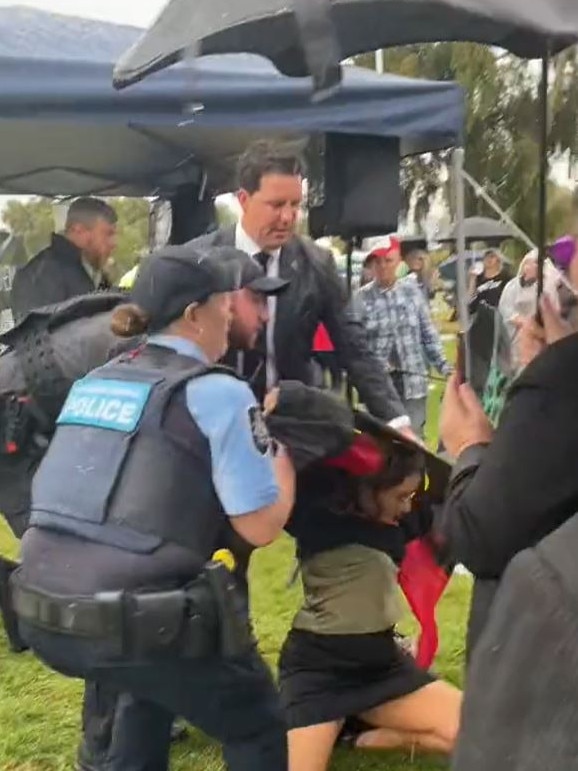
[537,49,550,298]
[460,169,536,250]
[346,237,354,298]
[345,236,354,404]
[452,147,471,381]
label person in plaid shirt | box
[355,236,451,437]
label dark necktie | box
[254,251,271,272]
[241,251,271,400]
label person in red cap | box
[355,236,451,438]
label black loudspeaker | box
[307,133,400,239]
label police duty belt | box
[10,561,253,660]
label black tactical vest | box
[30,344,239,563]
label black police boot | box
[77,682,118,771]
[0,555,28,653]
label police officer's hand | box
[440,374,493,459]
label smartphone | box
[455,331,466,385]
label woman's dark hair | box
[364,440,426,492]
[325,440,426,521]
[110,303,150,337]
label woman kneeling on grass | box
[279,439,462,771]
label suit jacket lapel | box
[274,240,302,356]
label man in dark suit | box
[190,140,410,429]
[11,197,115,322]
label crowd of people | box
[1,138,578,771]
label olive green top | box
[293,543,402,635]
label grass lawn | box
[0,342,462,770]
[0,522,470,771]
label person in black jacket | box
[11,198,116,322]
[436,293,578,658]
[189,140,412,433]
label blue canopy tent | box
[0,7,464,197]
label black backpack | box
[0,291,141,537]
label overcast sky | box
[0,0,166,26]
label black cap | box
[131,245,242,332]
[206,246,290,296]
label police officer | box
[11,245,296,771]
[77,248,292,771]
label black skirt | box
[278,628,435,729]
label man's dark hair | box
[237,140,305,194]
[65,197,117,230]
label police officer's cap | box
[131,245,243,331]
[207,246,289,296]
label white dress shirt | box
[235,223,281,389]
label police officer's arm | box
[232,445,295,547]
[187,375,295,547]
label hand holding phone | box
[455,331,466,385]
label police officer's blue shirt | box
[150,335,279,517]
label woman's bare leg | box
[356,680,462,755]
[287,720,343,771]
[355,726,453,754]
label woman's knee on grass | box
[359,680,462,752]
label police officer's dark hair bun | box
[110,304,150,337]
